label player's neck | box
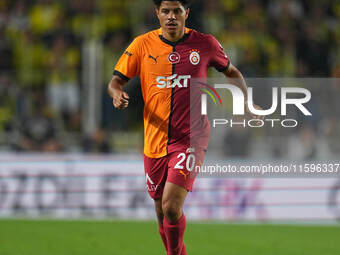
[162,28,185,42]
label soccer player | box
[108,1,262,254]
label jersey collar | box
[158,27,191,46]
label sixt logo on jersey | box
[156,74,191,88]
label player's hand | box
[112,89,130,109]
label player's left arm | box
[223,64,264,120]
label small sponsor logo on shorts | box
[186,147,195,153]
[179,170,190,180]
[147,184,159,192]
[145,173,159,191]
[145,173,154,184]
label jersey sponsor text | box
[156,74,191,88]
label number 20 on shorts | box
[174,152,196,172]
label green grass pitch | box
[0,220,339,255]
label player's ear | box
[185,8,190,20]
[155,6,160,18]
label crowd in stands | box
[0,0,339,155]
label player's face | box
[156,1,189,41]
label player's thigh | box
[167,148,206,192]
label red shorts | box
[144,148,205,199]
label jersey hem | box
[144,150,168,159]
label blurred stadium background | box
[0,0,340,254]
[0,0,340,153]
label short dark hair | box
[153,0,191,9]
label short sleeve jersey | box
[114,28,230,158]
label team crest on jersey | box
[168,52,181,64]
[189,49,200,65]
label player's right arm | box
[107,75,130,109]
[108,36,142,109]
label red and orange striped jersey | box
[114,28,230,158]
